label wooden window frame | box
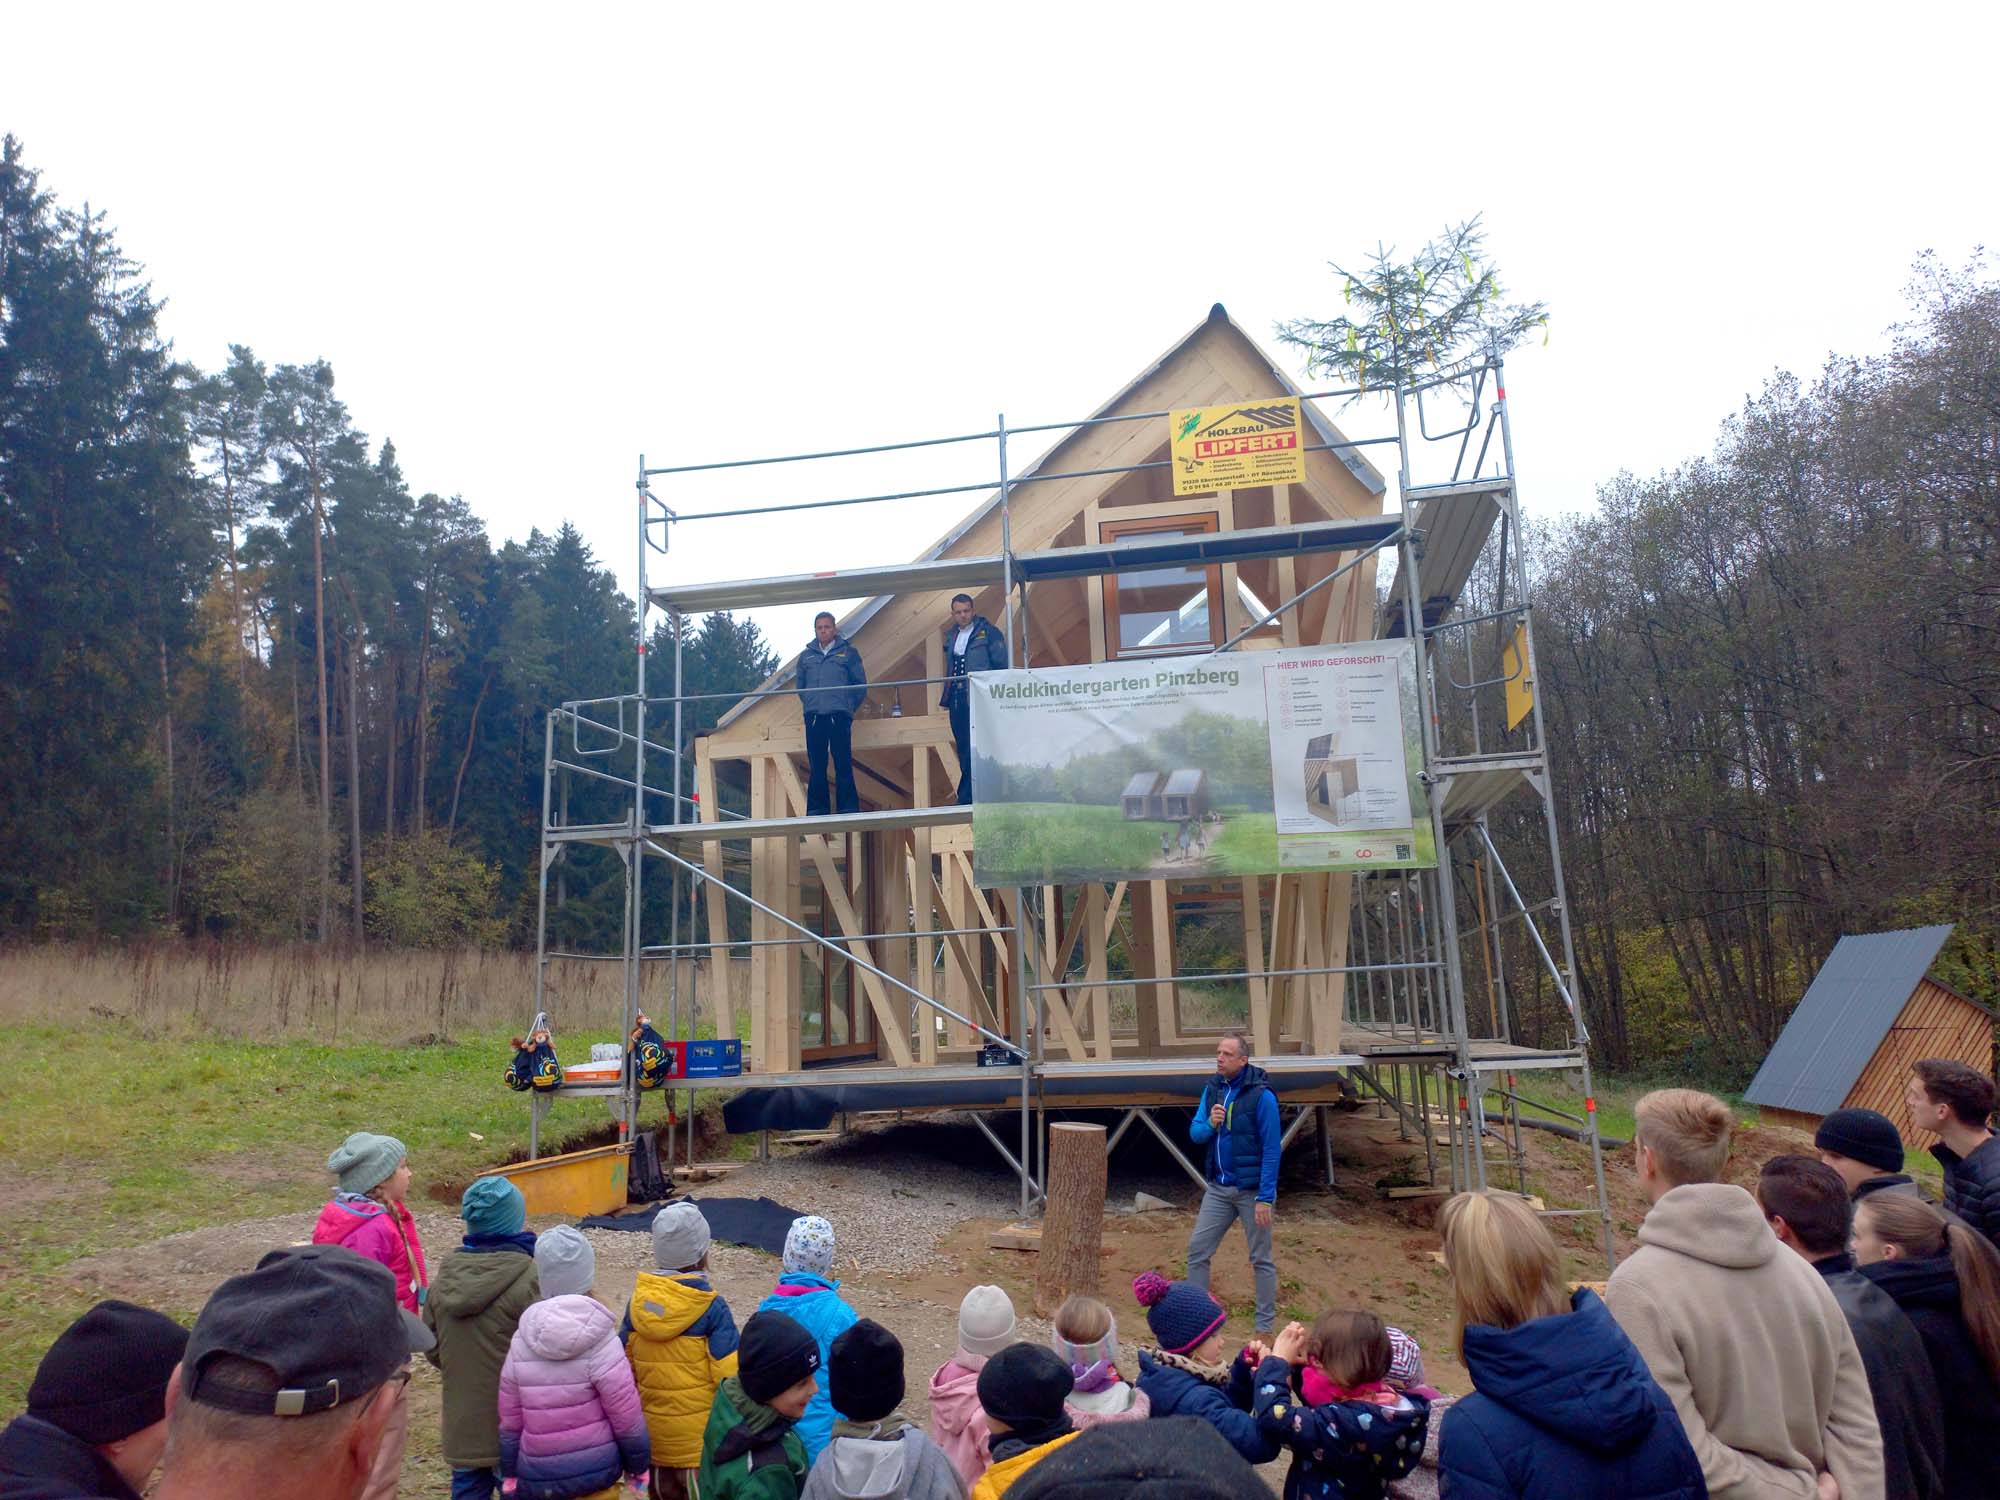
[1099,511,1226,660]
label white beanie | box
[535,1225,596,1298]
[956,1284,1017,1367]
[782,1215,836,1278]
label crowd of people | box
[3,1058,1997,1500]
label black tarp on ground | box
[718,1066,1357,1133]
[577,1194,803,1257]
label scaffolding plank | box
[644,806,971,843]
[650,555,1005,614]
[1381,483,1506,636]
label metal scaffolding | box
[523,346,1617,1269]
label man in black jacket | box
[1758,1154,1944,1500]
[1907,1058,2000,1246]
[0,1300,189,1500]
[938,593,1006,805]
[796,611,866,816]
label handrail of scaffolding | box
[661,436,1404,525]
[638,382,1391,480]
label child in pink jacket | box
[499,1228,651,1499]
[926,1285,1018,1487]
[313,1131,429,1314]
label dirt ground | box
[56,1101,1822,1498]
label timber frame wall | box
[527,306,1617,1261]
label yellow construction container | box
[475,1142,631,1218]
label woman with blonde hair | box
[1852,1191,2000,1496]
[1435,1191,1701,1500]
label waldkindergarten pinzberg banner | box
[969,642,1435,885]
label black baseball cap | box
[183,1244,434,1417]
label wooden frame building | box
[689,307,1391,1075]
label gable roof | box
[710,304,1386,731]
[1743,924,1957,1116]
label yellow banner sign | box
[1502,622,1535,731]
[1168,396,1306,497]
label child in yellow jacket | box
[624,1203,739,1499]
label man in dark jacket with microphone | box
[1185,1030,1280,1335]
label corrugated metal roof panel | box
[1743,924,1956,1116]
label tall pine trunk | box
[383,653,397,854]
[158,635,176,924]
[311,477,332,942]
[345,629,365,944]
[446,668,494,839]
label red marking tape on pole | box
[1586,1097,1597,1113]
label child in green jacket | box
[423,1178,540,1500]
[698,1311,820,1500]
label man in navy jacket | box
[1185,1031,1280,1333]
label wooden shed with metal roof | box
[1744,924,1994,1150]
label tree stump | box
[1034,1121,1107,1316]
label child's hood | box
[926,1361,983,1427]
[517,1293,617,1361]
[628,1270,716,1341]
[430,1245,536,1319]
[822,1431,919,1499]
[315,1195,387,1240]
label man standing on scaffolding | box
[939,593,1007,804]
[797,610,866,816]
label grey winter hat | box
[326,1132,407,1195]
[535,1225,596,1297]
[652,1201,711,1270]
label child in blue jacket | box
[752,1215,857,1465]
[1131,1273,1278,1466]
[1251,1311,1429,1500]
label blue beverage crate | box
[683,1039,743,1077]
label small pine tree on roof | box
[1278,216,1548,396]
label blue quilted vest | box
[1202,1063,1271,1188]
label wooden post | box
[1034,1122,1107,1315]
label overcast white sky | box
[10,3,1995,658]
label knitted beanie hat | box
[27,1301,190,1444]
[326,1132,407,1196]
[740,1310,822,1405]
[535,1225,596,1297]
[460,1177,526,1237]
[783,1215,836,1277]
[1815,1108,1905,1174]
[829,1318,905,1424]
[652,1201,711,1271]
[1386,1326,1425,1386]
[976,1342,1074,1432]
[957,1284,1018,1366]
[1132,1273,1225,1356]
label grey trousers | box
[1185,1182,1277,1333]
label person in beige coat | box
[1606,1089,1884,1500]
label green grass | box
[973,802,1280,882]
[0,1020,694,1412]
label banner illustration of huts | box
[1303,733,1360,825]
[1120,768,1211,821]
